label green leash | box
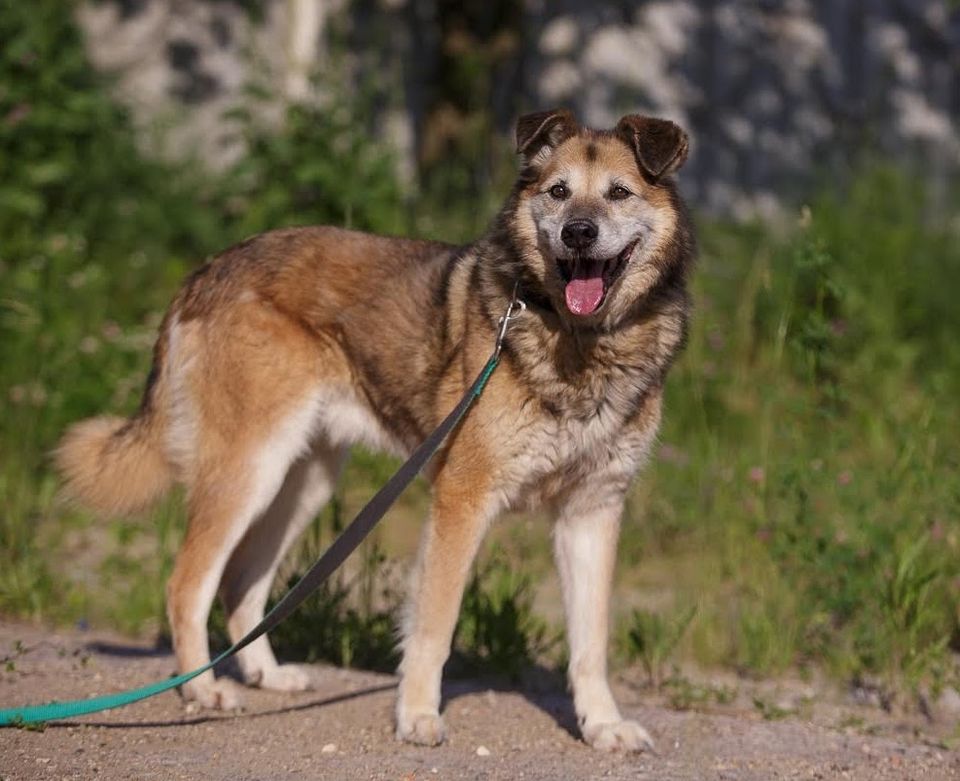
[0,293,526,727]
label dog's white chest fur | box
[502,399,656,510]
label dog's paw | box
[396,712,447,746]
[182,678,242,712]
[582,719,654,753]
[254,663,315,693]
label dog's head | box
[507,109,691,326]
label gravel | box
[1,622,956,780]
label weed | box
[752,696,796,721]
[268,498,401,672]
[10,717,46,733]
[662,674,738,711]
[836,713,866,731]
[2,639,27,671]
[624,605,696,687]
[878,537,954,695]
[452,548,558,678]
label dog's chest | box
[504,385,656,508]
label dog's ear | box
[516,109,577,162]
[616,115,689,180]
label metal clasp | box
[495,283,527,357]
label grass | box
[623,604,697,687]
[618,181,960,698]
[265,497,402,672]
[451,548,559,679]
[2,0,959,699]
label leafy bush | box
[217,89,406,238]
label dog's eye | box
[548,183,569,200]
[609,185,632,201]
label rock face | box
[76,0,959,216]
[76,0,341,169]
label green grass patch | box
[623,179,960,696]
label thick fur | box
[56,415,172,516]
[56,110,695,750]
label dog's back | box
[57,226,456,514]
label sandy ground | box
[1,622,957,781]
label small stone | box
[321,743,337,754]
[476,745,491,757]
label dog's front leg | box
[396,463,496,746]
[554,487,654,752]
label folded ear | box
[616,115,690,180]
[516,108,578,161]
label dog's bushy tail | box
[54,414,173,517]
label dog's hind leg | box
[553,486,654,752]
[166,393,322,711]
[219,443,346,692]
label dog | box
[55,108,694,752]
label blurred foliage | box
[626,172,960,700]
[218,90,406,237]
[0,0,408,624]
[265,500,401,672]
[452,548,558,679]
[0,0,200,620]
[2,0,959,704]
[624,605,697,687]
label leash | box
[0,290,527,727]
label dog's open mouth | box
[557,239,639,316]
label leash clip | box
[495,283,526,357]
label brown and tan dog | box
[56,109,694,751]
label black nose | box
[561,219,599,250]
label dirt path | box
[1,622,956,780]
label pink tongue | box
[565,272,604,316]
